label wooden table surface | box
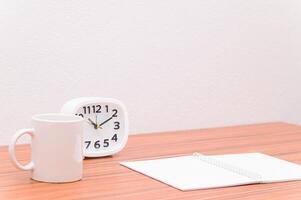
[1,122,301,200]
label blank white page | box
[121,155,256,191]
[210,153,301,183]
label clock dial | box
[75,103,125,154]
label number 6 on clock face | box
[61,97,129,157]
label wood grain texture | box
[1,122,301,200]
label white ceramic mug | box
[9,113,84,183]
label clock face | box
[75,102,126,156]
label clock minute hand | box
[98,116,113,128]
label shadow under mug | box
[8,113,84,183]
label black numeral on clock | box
[83,105,101,114]
[85,141,91,149]
[83,106,90,114]
[111,134,118,142]
[103,139,109,147]
[114,122,120,130]
[85,135,118,149]
[93,105,101,113]
[112,109,118,117]
[76,113,84,118]
[94,140,101,149]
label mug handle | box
[8,129,34,171]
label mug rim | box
[32,113,83,123]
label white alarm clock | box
[61,97,129,157]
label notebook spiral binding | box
[193,153,262,182]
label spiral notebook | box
[120,153,301,191]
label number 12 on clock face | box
[61,97,129,157]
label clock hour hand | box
[87,118,98,129]
[97,116,113,129]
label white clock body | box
[61,97,129,157]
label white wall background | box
[0,0,301,145]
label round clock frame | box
[61,97,129,158]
